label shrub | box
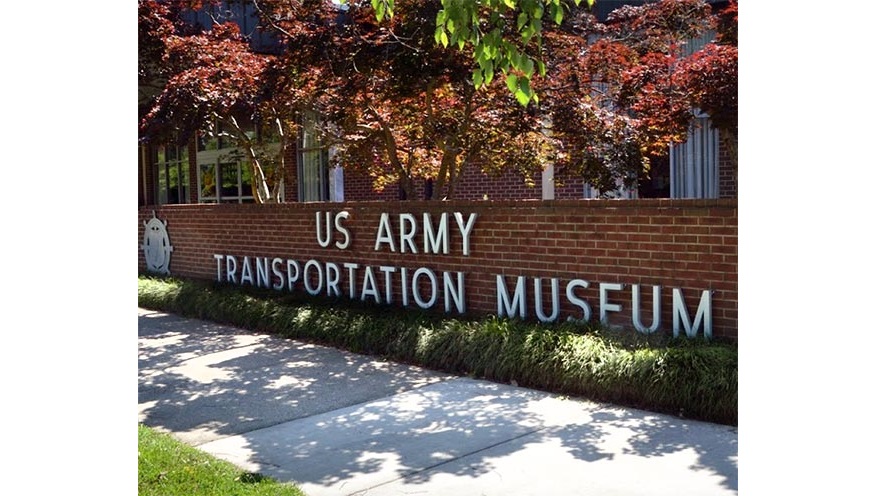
[138,275,737,425]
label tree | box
[673,0,737,167]
[253,0,554,199]
[140,0,738,201]
[139,1,296,203]
[138,0,176,121]
[371,0,596,106]
[140,0,558,201]
[542,0,738,196]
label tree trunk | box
[399,174,416,200]
[431,148,452,200]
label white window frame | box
[196,123,257,204]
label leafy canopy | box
[366,0,595,106]
[542,0,737,195]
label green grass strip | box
[138,424,305,496]
[138,275,737,425]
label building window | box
[669,114,719,199]
[583,179,638,199]
[196,123,256,203]
[298,112,329,202]
[152,143,190,204]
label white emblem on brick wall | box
[143,211,174,275]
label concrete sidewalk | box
[138,308,738,496]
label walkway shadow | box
[138,309,737,495]
[139,309,451,445]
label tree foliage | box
[139,0,738,201]
[139,0,291,203]
[542,0,738,195]
[371,0,595,106]
[244,0,555,199]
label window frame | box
[297,112,330,202]
[196,123,257,204]
[151,142,190,205]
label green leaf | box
[517,12,528,30]
[553,4,564,24]
[518,53,530,74]
[506,73,518,93]
[505,42,517,65]
[440,30,449,47]
[472,69,484,88]
[483,42,495,60]
[515,88,530,106]
[484,67,494,84]
[519,76,531,98]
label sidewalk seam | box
[193,377,460,450]
[344,425,548,496]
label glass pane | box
[200,163,217,200]
[168,163,179,203]
[156,165,168,204]
[241,163,254,200]
[180,162,190,203]
[219,133,235,150]
[303,116,319,149]
[302,150,320,202]
[220,162,240,197]
[197,133,214,151]
[218,121,237,150]
[168,163,179,187]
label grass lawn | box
[138,424,306,496]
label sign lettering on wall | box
[208,210,713,339]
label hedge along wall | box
[138,199,738,341]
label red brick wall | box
[342,171,404,201]
[454,166,543,200]
[719,134,737,199]
[554,173,587,199]
[342,165,589,201]
[138,199,738,341]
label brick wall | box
[342,165,589,201]
[719,133,737,199]
[138,199,738,341]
